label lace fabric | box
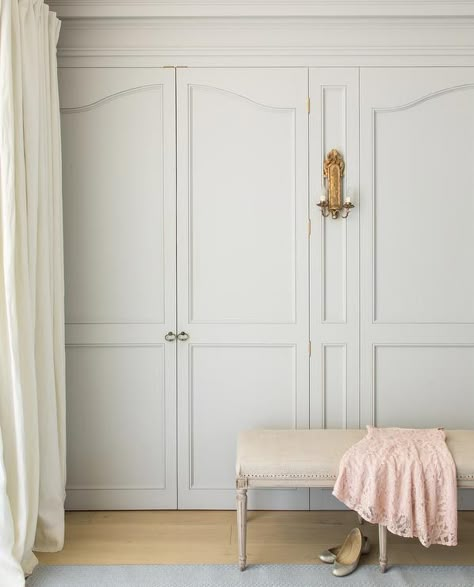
[333,427,458,547]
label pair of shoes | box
[319,531,370,564]
[319,528,369,577]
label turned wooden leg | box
[378,524,388,573]
[236,488,248,571]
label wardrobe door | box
[308,68,360,510]
[177,68,310,509]
[360,69,474,439]
[60,68,177,509]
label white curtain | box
[0,0,65,585]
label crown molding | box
[47,0,474,19]
[56,15,474,67]
[58,15,474,30]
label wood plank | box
[36,511,474,566]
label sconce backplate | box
[323,149,345,217]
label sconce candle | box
[317,191,330,217]
[341,195,355,218]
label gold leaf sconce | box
[317,149,354,219]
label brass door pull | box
[177,331,190,341]
[165,331,177,342]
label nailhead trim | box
[240,473,337,479]
[238,473,474,480]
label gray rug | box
[26,564,474,587]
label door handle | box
[165,331,177,342]
[177,331,190,341]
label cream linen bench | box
[236,429,474,573]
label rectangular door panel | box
[60,68,177,509]
[66,345,169,509]
[177,68,309,509]
[374,345,474,428]
[371,78,474,325]
[62,70,171,325]
[189,345,297,490]
[188,84,296,324]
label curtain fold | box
[0,1,65,585]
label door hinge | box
[308,219,312,237]
[306,97,311,113]
[309,341,312,356]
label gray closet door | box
[176,68,310,509]
[60,67,177,509]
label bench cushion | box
[236,429,474,488]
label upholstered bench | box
[236,429,474,572]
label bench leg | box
[378,524,388,573]
[237,488,248,571]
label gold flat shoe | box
[332,527,364,577]
[319,535,370,564]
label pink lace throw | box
[333,427,457,547]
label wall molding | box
[371,343,474,426]
[47,1,474,19]
[371,82,474,325]
[321,343,348,429]
[60,83,163,114]
[56,15,474,66]
[320,84,348,324]
[188,343,299,491]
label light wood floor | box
[36,511,474,566]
